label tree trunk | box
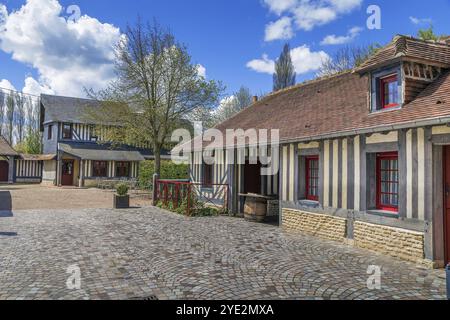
[154,144,162,176]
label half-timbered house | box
[39,94,156,187]
[183,35,450,268]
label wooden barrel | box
[244,196,268,223]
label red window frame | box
[376,152,399,212]
[380,75,399,109]
[306,156,319,201]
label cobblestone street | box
[0,207,447,300]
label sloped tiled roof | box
[356,35,450,72]
[0,136,18,156]
[59,142,145,162]
[41,94,102,124]
[179,66,450,151]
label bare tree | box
[213,86,253,124]
[15,92,26,143]
[317,44,381,77]
[0,90,5,136]
[273,43,296,91]
[87,19,223,174]
[5,93,15,144]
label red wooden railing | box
[155,180,229,216]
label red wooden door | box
[61,160,74,186]
[444,147,450,265]
[0,160,8,182]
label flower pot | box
[114,194,130,209]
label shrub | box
[156,193,221,217]
[116,183,129,196]
[139,160,189,189]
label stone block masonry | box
[283,209,347,242]
[353,221,425,264]
[282,208,429,267]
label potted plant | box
[114,183,130,209]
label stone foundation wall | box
[282,208,347,242]
[282,208,429,266]
[354,221,425,263]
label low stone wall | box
[354,221,425,263]
[282,208,347,242]
[16,178,41,184]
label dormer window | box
[370,66,402,113]
[380,75,399,109]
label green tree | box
[418,26,440,41]
[273,43,296,91]
[87,19,223,175]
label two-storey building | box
[39,94,155,187]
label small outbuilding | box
[0,136,18,184]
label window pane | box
[378,154,399,211]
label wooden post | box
[79,160,84,188]
[152,173,159,206]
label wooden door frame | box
[61,159,75,186]
[443,146,450,265]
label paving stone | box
[0,207,447,300]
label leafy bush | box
[156,193,221,217]
[116,183,129,196]
[139,160,189,189]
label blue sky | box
[1,0,450,98]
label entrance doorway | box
[444,147,450,265]
[0,160,8,182]
[244,161,262,194]
[61,160,74,186]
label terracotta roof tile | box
[0,136,18,156]
[357,35,450,72]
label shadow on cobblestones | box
[0,207,447,300]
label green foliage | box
[116,183,129,196]
[85,19,223,176]
[273,43,296,91]
[139,160,189,189]
[15,132,42,155]
[418,26,439,41]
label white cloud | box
[247,45,329,75]
[290,45,329,74]
[0,0,122,97]
[23,77,54,96]
[0,79,16,91]
[263,0,362,36]
[246,54,276,74]
[265,17,294,42]
[263,0,298,15]
[197,64,207,78]
[320,26,362,45]
[409,16,433,25]
[0,4,7,30]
